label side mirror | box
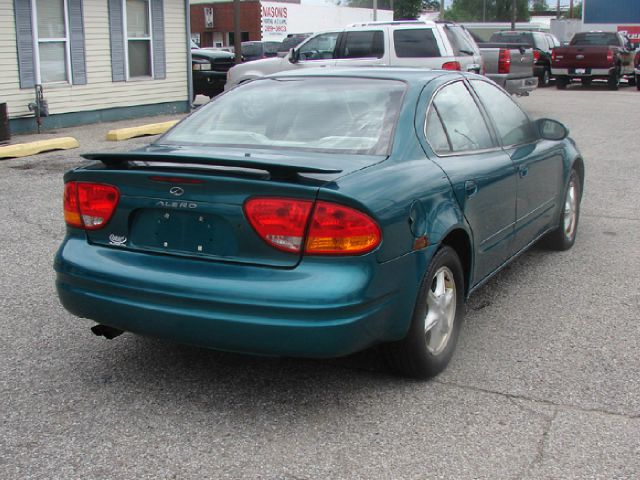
[536,118,568,141]
[289,48,299,64]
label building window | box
[124,0,152,78]
[33,0,71,84]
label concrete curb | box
[0,137,80,159]
[106,120,179,141]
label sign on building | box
[618,26,640,45]
[204,7,214,28]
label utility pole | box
[483,0,486,22]
[373,0,377,21]
[511,0,516,30]
[556,0,560,19]
[233,0,241,64]
[440,0,444,20]
[569,0,573,18]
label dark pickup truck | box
[551,31,637,90]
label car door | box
[423,80,517,284]
[333,30,387,67]
[469,79,564,254]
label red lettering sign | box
[618,26,640,44]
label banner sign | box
[618,26,640,45]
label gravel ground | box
[0,83,638,479]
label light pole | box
[511,0,516,30]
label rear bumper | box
[488,74,538,95]
[551,67,613,77]
[55,237,431,358]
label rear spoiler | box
[83,151,343,179]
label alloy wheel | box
[424,266,457,355]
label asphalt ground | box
[1,83,639,479]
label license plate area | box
[574,68,587,75]
[129,209,228,256]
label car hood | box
[192,49,235,60]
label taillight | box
[606,49,614,62]
[498,48,511,74]
[551,50,556,61]
[244,198,313,253]
[441,61,461,71]
[533,50,541,62]
[306,201,381,255]
[64,181,120,230]
[244,197,381,256]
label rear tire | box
[556,76,569,89]
[385,246,465,379]
[581,77,592,87]
[628,75,637,87]
[608,68,620,90]
[543,168,581,251]
[538,68,551,88]
[636,75,640,90]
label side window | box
[299,32,339,61]
[394,29,440,58]
[425,107,451,154]
[470,80,537,146]
[338,31,384,59]
[429,81,494,153]
[444,26,476,56]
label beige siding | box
[0,0,189,120]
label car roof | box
[266,67,467,86]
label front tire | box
[608,68,620,90]
[543,169,581,251]
[636,75,640,91]
[538,68,551,88]
[385,246,465,379]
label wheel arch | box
[438,227,473,299]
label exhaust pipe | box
[91,324,124,340]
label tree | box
[423,0,441,9]
[395,0,423,19]
[445,0,531,22]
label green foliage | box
[394,0,424,19]
[445,0,531,22]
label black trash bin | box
[0,103,10,144]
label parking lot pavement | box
[1,87,639,479]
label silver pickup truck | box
[472,36,538,95]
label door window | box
[338,31,384,59]
[426,81,494,153]
[444,25,477,55]
[298,32,339,61]
[394,29,440,57]
[470,80,537,147]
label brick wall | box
[191,2,262,45]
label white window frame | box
[122,0,154,80]
[30,0,72,85]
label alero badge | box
[169,187,184,197]
[109,234,127,246]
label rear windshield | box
[570,33,619,46]
[489,32,533,46]
[394,29,441,57]
[161,78,406,156]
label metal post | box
[233,0,241,64]
[569,0,573,19]
[483,0,486,22]
[556,0,560,19]
[440,0,444,19]
[373,0,377,21]
[511,0,516,30]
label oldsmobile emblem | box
[108,234,127,246]
[169,186,184,197]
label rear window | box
[242,43,262,56]
[161,77,406,156]
[489,32,534,46]
[571,33,619,46]
[394,29,440,58]
[444,25,477,55]
[340,31,384,59]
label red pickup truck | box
[551,31,637,90]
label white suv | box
[226,21,483,89]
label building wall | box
[191,1,263,46]
[1,0,189,125]
[190,2,393,46]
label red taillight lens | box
[244,197,381,256]
[551,50,557,62]
[244,198,313,253]
[63,181,120,230]
[606,49,614,62]
[498,48,511,74]
[441,61,461,71]
[306,201,381,255]
[533,50,541,62]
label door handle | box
[519,166,529,178]
[465,180,478,198]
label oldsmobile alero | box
[54,69,584,378]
